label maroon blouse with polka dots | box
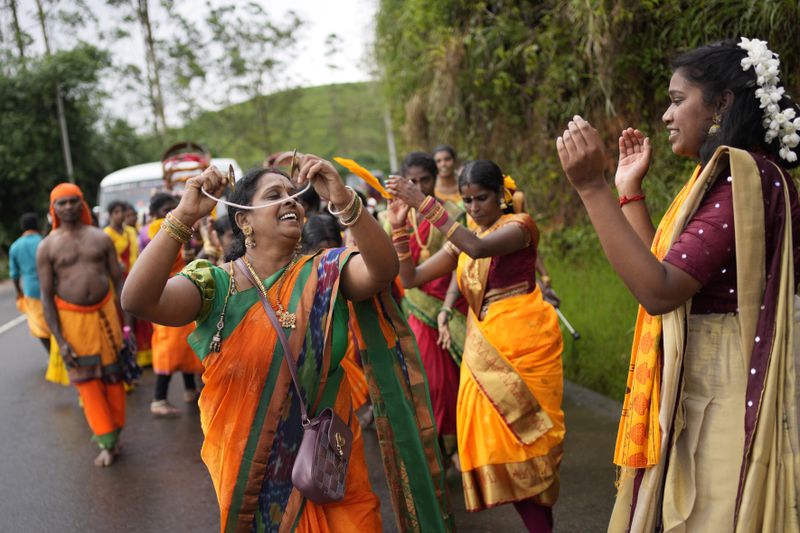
[663,153,800,314]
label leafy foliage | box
[0,45,148,248]
[375,0,800,396]
[135,82,389,172]
[376,0,800,226]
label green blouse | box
[179,258,349,364]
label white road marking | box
[0,315,27,335]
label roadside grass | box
[546,238,637,402]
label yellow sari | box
[454,213,565,511]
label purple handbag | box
[236,259,352,504]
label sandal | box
[150,399,180,417]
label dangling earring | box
[708,113,721,136]
[499,190,508,210]
[294,241,303,255]
[243,225,256,248]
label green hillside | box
[170,82,390,173]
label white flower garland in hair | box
[738,37,800,163]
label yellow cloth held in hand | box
[45,335,70,386]
[614,165,701,468]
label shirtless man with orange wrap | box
[37,183,127,467]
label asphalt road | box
[0,280,617,532]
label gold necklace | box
[408,208,433,261]
[242,254,298,329]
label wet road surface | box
[0,281,617,532]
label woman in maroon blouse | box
[557,38,800,532]
[387,161,565,532]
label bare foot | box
[94,449,115,467]
[451,452,461,472]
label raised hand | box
[295,154,350,207]
[175,166,228,224]
[556,115,607,192]
[385,174,426,210]
[387,199,410,227]
[615,128,651,195]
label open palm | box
[615,128,652,192]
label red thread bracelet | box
[619,194,646,207]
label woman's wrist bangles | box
[439,307,454,320]
[418,196,450,230]
[444,223,459,240]
[162,211,194,244]
[327,186,363,226]
[392,225,412,260]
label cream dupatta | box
[610,147,800,533]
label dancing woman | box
[557,38,800,532]
[123,157,452,532]
[387,161,565,533]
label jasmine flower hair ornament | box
[738,37,800,163]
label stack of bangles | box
[392,225,412,261]
[420,196,460,239]
[439,307,453,320]
[394,196,461,261]
[161,212,194,244]
[327,186,363,226]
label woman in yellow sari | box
[387,160,565,532]
[557,38,800,532]
[123,157,452,532]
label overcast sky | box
[11,0,377,127]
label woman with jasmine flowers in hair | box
[556,38,800,532]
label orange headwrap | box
[49,183,93,229]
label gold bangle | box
[166,211,193,234]
[339,194,363,227]
[327,187,357,217]
[161,222,190,244]
[397,251,412,261]
[418,196,435,213]
[444,223,459,240]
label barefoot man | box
[37,183,127,467]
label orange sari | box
[148,219,203,375]
[455,213,565,511]
[180,249,452,532]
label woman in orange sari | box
[387,160,565,532]
[143,192,205,415]
[123,157,452,532]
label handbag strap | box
[235,258,309,424]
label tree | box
[375,0,800,226]
[205,2,301,155]
[0,44,148,248]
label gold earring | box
[708,113,721,135]
[243,225,256,248]
[294,241,303,255]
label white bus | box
[96,158,243,226]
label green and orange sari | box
[180,248,452,533]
